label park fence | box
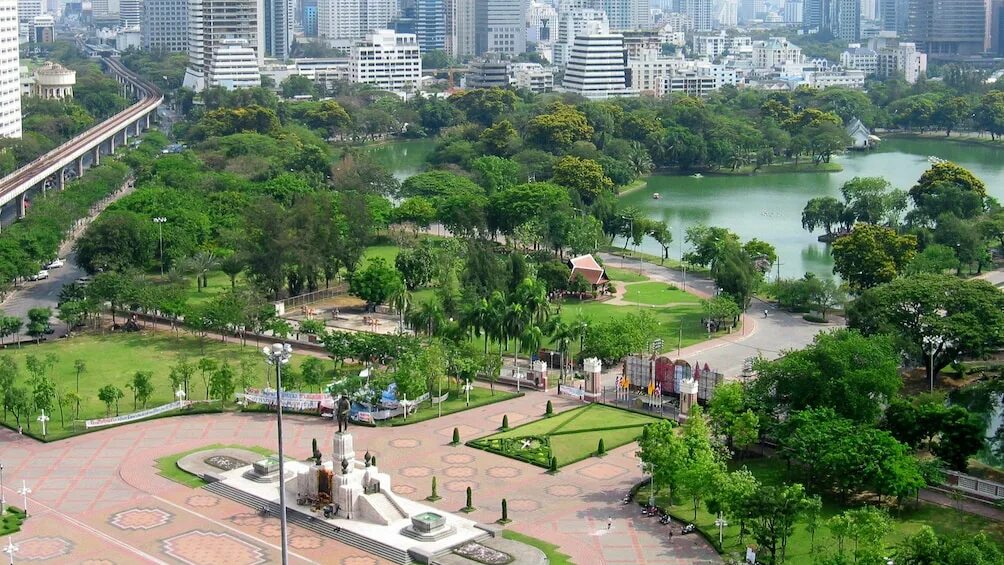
[282,284,348,310]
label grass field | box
[0,332,312,437]
[156,443,274,487]
[642,457,1004,564]
[557,299,709,352]
[382,380,518,427]
[471,404,659,467]
[0,507,26,536]
[500,530,574,565]
[622,282,702,306]
[605,267,649,283]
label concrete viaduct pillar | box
[123,127,128,146]
[93,146,100,166]
[17,193,26,218]
[76,156,84,177]
[58,170,64,191]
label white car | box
[45,258,64,269]
[28,270,49,281]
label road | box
[597,252,832,380]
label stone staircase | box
[357,492,408,525]
[204,482,414,564]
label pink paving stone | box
[400,466,432,478]
[257,522,282,538]
[486,466,521,479]
[80,560,116,565]
[436,424,482,438]
[392,484,417,495]
[388,438,421,448]
[441,453,474,464]
[185,494,220,508]
[444,479,479,493]
[489,412,528,426]
[342,556,378,565]
[161,530,267,565]
[506,499,541,512]
[13,536,74,560]
[290,535,323,549]
[546,484,583,497]
[444,466,475,478]
[108,508,173,530]
[576,462,629,480]
[228,512,266,527]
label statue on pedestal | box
[336,395,351,433]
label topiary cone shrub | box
[545,400,553,417]
[501,414,509,430]
[548,456,558,474]
[497,498,511,524]
[462,486,475,513]
[596,438,606,456]
[452,427,461,446]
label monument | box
[336,395,350,433]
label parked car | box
[75,276,92,285]
[45,258,64,269]
[28,270,49,281]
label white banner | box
[244,392,320,411]
[85,400,188,428]
[559,385,585,399]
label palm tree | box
[182,252,219,292]
[389,285,412,333]
[408,299,444,336]
[504,302,529,374]
[486,291,508,356]
[460,297,492,354]
[571,311,590,360]
[520,324,545,360]
[514,277,550,325]
[550,320,575,385]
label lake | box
[372,137,1004,279]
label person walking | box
[763,309,768,318]
[607,516,612,530]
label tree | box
[931,406,985,472]
[750,329,901,424]
[711,241,757,310]
[98,384,124,416]
[684,225,740,267]
[551,156,613,203]
[88,271,135,325]
[801,196,846,236]
[831,224,917,291]
[280,75,316,98]
[479,120,520,157]
[26,307,51,343]
[170,358,195,400]
[0,316,21,346]
[127,371,154,410]
[74,211,156,273]
[906,244,961,275]
[300,357,327,392]
[847,274,1004,384]
[392,197,437,231]
[908,161,988,223]
[526,103,594,149]
[395,245,435,290]
[209,363,236,406]
[745,483,813,564]
[825,506,892,564]
[678,407,726,520]
[702,295,742,331]
[349,257,404,311]
[197,358,218,400]
[895,526,1004,565]
[647,221,674,264]
[638,420,688,503]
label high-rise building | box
[681,0,713,31]
[415,0,445,52]
[527,1,556,43]
[120,0,141,26]
[349,29,422,92]
[318,0,396,41]
[715,0,738,26]
[143,0,188,52]
[184,0,261,90]
[783,0,803,23]
[597,0,650,30]
[445,0,474,59]
[991,0,1004,55]
[739,0,764,21]
[208,38,262,88]
[263,0,293,59]
[561,33,633,98]
[31,14,53,42]
[90,0,109,16]
[0,0,21,138]
[18,0,40,43]
[879,0,907,35]
[475,0,526,55]
[302,0,318,36]
[802,0,824,29]
[860,0,875,20]
[554,8,607,65]
[827,0,860,40]
[906,0,985,55]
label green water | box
[620,137,1004,279]
[364,139,436,181]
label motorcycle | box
[659,514,672,525]
[681,523,697,535]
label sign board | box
[559,385,586,399]
[85,400,188,428]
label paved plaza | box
[0,392,721,564]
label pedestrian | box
[17,425,22,435]
[607,516,612,530]
[763,309,768,318]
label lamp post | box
[16,482,29,517]
[36,410,48,438]
[0,462,4,514]
[462,380,473,407]
[175,388,186,405]
[153,217,167,276]
[3,537,16,565]
[262,342,293,565]
[714,512,728,546]
[922,334,951,393]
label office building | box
[143,0,188,52]
[262,0,294,59]
[692,31,752,59]
[467,53,511,87]
[512,62,553,91]
[527,0,556,43]
[715,0,738,26]
[119,0,141,26]
[783,0,803,23]
[415,0,445,52]
[208,38,262,88]
[681,0,713,31]
[627,48,686,92]
[860,0,875,20]
[90,0,109,15]
[597,0,650,30]
[32,14,53,43]
[318,0,396,41]
[184,0,261,91]
[554,8,607,66]
[752,37,803,68]
[664,63,738,96]
[0,0,20,139]
[445,0,474,58]
[475,0,526,55]
[991,0,1004,55]
[865,34,926,82]
[349,29,421,93]
[826,0,860,40]
[18,0,40,42]
[561,33,633,99]
[302,0,318,36]
[739,0,764,21]
[879,0,907,34]
[839,44,878,73]
[906,0,985,55]
[802,0,823,29]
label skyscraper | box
[318,0,396,41]
[143,0,189,52]
[907,0,985,54]
[879,0,908,35]
[597,0,650,30]
[802,0,825,29]
[827,0,860,40]
[263,0,293,59]
[302,0,318,36]
[681,0,713,31]
[475,0,526,55]
[561,33,632,99]
[554,8,607,66]
[415,0,445,52]
[445,0,474,59]
[0,0,20,138]
[184,0,261,90]
[120,0,141,26]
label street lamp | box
[153,217,167,276]
[0,462,5,514]
[922,334,952,393]
[714,512,728,546]
[16,482,29,517]
[3,537,16,565]
[36,410,48,438]
[462,380,473,407]
[175,388,186,405]
[638,461,656,507]
[262,342,293,565]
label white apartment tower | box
[475,0,526,55]
[349,29,422,93]
[318,0,396,41]
[208,38,261,88]
[143,0,189,52]
[681,0,714,31]
[597,0,649,30]
[561,33,632,99]
[183,0,261,91]
[445,0,474,58]
[554,8,607,66]
[17,0,39,43]
[0,0,19,138]
[262,0,294,59]
[119,0,141,26]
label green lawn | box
[622,282,702,306]
[182,271,244,305]
[557,299,710,353]
[382,380,519,427]
[605,267,649,283]
[642,457,1004,564]
[471,404,659,467]
[361,245,400,267]
[500,530,574,565]
[156,443,274,487]
[0,332,312,438]
[0,507,26,536]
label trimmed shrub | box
[597,438,606,456]
[545,400,553,416]
[501,414,509,430]
[452,427,460,445]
